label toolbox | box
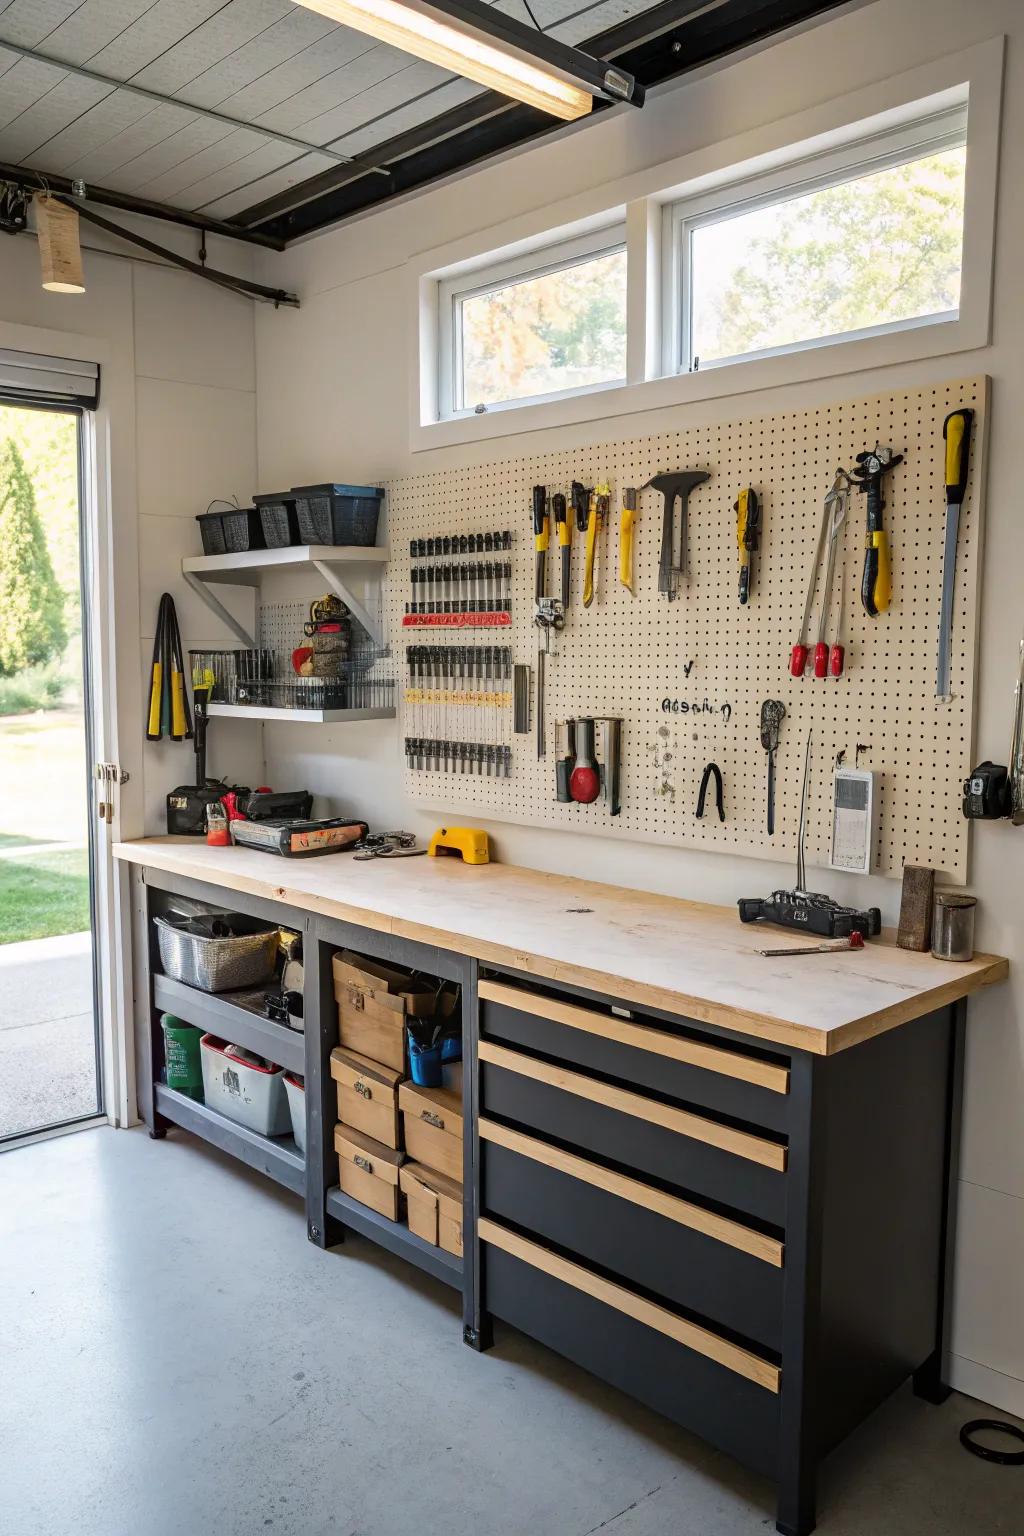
[400,1162,463,1257]
[333,951,435,1073]
[335,1124,404,1220]
[399,1064,463,1181]
[330,1046,403,1148]
[230,816,367,858]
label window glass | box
[688,145,966,368]
[457,247,627,409]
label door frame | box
[0,318,145,1132]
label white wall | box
[0,224,263,834]
[253,0,1024,1414]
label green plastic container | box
[160,1013,204,1100]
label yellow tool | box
[146,656,163,738]
[619,487,638,594]
[170,665,187,738]
[583,482,610,608]
[734,487,761,605]
[428,826,490,864]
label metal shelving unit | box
[326,1187,463,1290]
[182,543,390,648]
[152,973,304,1074]
[154,1083,305,1195]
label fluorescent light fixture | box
[293,0,644,122]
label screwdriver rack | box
[403,530,513,627]
[381,377,987,881]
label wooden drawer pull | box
[480,1217,781,1394]
[480,980,789,1094]
[479,1118,783,1267]
[479,1040,787,1172]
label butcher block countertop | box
[115,838,1007,1056]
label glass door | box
[0,399,103,1143]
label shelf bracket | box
[312,558,384,647]
[182,570,258,649]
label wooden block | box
[399,1065,463,1181]
[335,1123,405,1221]
[898,866,935,952]
[330,1046,403,1147]
[400,1162,464,1256]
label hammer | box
[643,470,712,598]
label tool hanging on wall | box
[582,483,610,608]
[734,489,761,605]
[569,717,601,803]
[553,492,571,610]
[644,470,712,600]
[146,594,192,742]
[790,470,851,677]
[739,732,882,938]
[619,487,638,594]
[594,717,623,816]
[555,718,577,803]
[532,486,563,757]
[759,699,785,836]
[410,532,511,557]
[405,738,512,776]
[852,442,903,618]
[696,762,725,822]
[936,407,974,698]
[557,717,621,813]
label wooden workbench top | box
[114,838,1007,1055]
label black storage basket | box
[292,484,384,547]
[220,506,265,553]
[196,509,227,555]
[254,492,300,548]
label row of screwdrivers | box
[406,645,513,681]
[404,738,512,775]
[410,531,512,557]
[408,562,512,614]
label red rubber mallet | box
[569,717,601,804]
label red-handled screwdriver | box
[829,564,846,677]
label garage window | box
[438,228,627,417]
[664,105,967,374]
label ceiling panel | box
[127,0,295,95]
[28,0,162,67]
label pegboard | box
[382,377,988,882]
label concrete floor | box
[0,932,98,1138]
[1,1128,1021,1536]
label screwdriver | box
[584,484,610,609]
[553,492,570,609]
[532,485,549,605]
[735,487,760,605]
[936,408,974,699]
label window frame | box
[437,223,628,420]
[662,103,969,378]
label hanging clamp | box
[696,762,725,822]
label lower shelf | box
[326,1186,463,1290]
[155,1083,305,1197]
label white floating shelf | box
[182,543,390,648]
[207,704,395,724]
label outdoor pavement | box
[0,931,99,1138]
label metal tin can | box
[931,892,977,962]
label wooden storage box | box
[400,1162,464,1257]
[335,1123,404,1221]
[399,1064,463,1181]
[330,1046,403,1148]
[332,950,435,1072]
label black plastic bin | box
[196,504,265,555]
[196,509,227,555]
[254,492,300,548]
[292,484,384,547]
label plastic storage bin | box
[254,492,300,548]
[283,1073,306,1152]
[200,1035,291,1136]
[160,1014,204,1099]
[292,484,384,547]
[196,508,228,555]
[220,505,265,553]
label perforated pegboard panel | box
[382,377,987,882]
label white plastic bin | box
[283,1073,306,1153]
[200,1035,291,1137]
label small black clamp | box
[696,762,725,822]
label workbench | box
[115,837,1007,1536]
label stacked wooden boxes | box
[329,952,463,1255]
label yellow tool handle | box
[557,516,571,548]
[619,506,635,591]
[867,529,892,613]
[943,407,973,505]
[171,669,187,738]
[583,503,599,608]
[147,662,163,738]
[535,521,549,553]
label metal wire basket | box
[154,912,280,993]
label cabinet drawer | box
[481,1219,780,1480]
[480,980,789,1134]
[481,1120,784,1351]
[480,1043,787,1226]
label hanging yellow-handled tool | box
[583,483,610,608]
[619,487,638,594]
[553,492,571,610]
[853,444,902,618]
[735,487,761,605]
[146,653,163,738]
[936,407,974,698]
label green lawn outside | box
[0,847,91,946]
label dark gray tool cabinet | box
[130,862,965,1536]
